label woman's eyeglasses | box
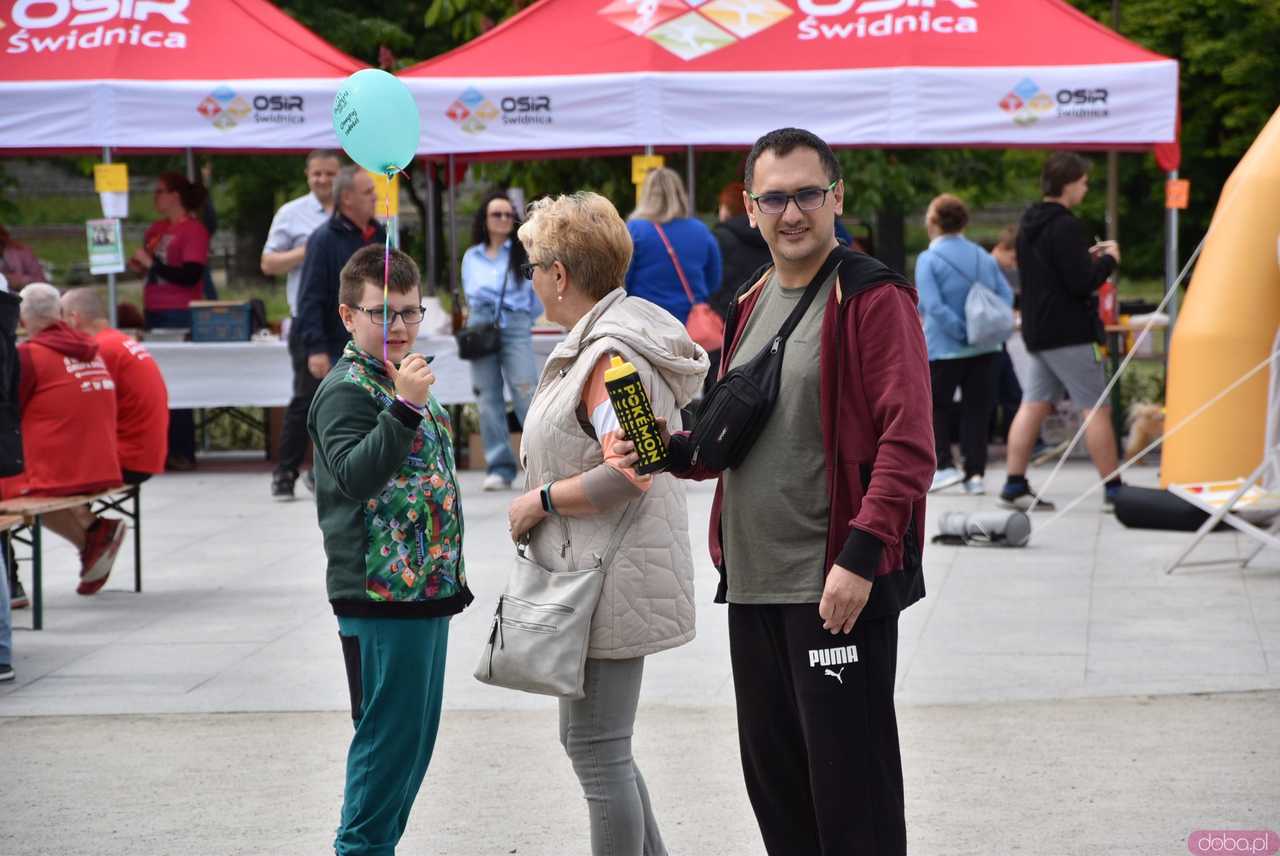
[352,305,426,325]
[488,211,515,220]
[748,180,838,216]
[518,261,552,280]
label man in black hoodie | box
[1000,152,1122,511]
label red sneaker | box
[77,518,126,596]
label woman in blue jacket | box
[625,168,721,326]
[916,194,1014,496]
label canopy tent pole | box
[1106,0,1120,243]
[446,153,459,301]
[104,146,117,328]
[1165,168,1180,329]
[686,146,695,217]
[425,159,438,297]
[185,148,196,182]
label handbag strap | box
[653,222,698,307]
[932,246,982,287]
[464,244,513,323]
[597,496,644,570]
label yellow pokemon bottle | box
[603,355,668,475]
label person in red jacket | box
[61,287,169,482]
[2,284,127,596]
[618,128,934,856]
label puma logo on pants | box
[808,644,859,669]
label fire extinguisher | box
[1097,278,1118,326]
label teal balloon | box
[332,69,420,175]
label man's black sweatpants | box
[729,603,905,856]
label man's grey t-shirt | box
[721,269,836,604]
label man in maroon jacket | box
[622,128,933,855]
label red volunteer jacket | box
[1,322,121,498]
[95,328,169,474]
[670,246,935,618]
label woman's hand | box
[610,416,670,471]
[129,247,152,272]
[507,489,547,542]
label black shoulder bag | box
[684,252,842,472]
[455,260,511,361]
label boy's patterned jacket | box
[308,341,473,618]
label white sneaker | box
[963,475,985,496]
[929,467,964,493]
[482,473,512,492]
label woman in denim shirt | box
[916,194,1014,496]
[461,191,544,491]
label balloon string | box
[383,170,392,365]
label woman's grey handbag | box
[935,251,1014,349]
[474,501,641,699]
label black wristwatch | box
[539,481,557,515]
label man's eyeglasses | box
[353,305,426,325]
[518,261,551,280]
[488,211,515,220]
[748,180,838,216]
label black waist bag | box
[687,254,839,472]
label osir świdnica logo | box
[998,78,1055,126]
[598,0,793,61]
[445,87,501,135]
[196,86,252,132]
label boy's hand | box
[387,353,435,407]
[610,416,670,470]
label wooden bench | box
[0,485,142,631]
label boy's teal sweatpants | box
[334,615,450,856]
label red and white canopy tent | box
[400,0,1178,157]
[0,0,362,153]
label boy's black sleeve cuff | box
[836,528,882,581]
[390,400,424,430]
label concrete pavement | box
[2,459,1278,854]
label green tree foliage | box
[1066,0,1280,277]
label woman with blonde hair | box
[507,191,707,856]
[625,167,721,326]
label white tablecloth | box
[148,332,564,410]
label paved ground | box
[3,458,1278,854]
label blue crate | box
[190,302,251,342]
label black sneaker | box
[10,576,28,610]
[271,471,296,502]
[0,664,13,683]
[999,483,1056,512]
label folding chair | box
[1166,327,1280,573]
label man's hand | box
[818,564,872,635]
[611,416,671,471]
[307,353,332,380]
[1091,240,1120,264]
[386,353,434,407]
[507,489,547,542]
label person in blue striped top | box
[461,191,544,491]
[915,194,1014,496]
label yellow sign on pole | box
[93,163,128,193]
[631,155,664,185]
[369,171,399,217]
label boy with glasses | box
[308,245,473,856]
